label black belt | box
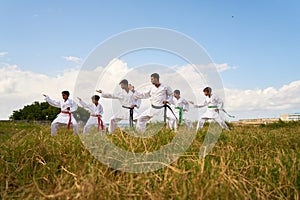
[151,104,178,123]
[122,106,134,127]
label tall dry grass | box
[0,121,299,199]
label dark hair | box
[62,91,70,96]
[91,95,100,101]
[174,89,180,95]
[203,87,212,93]
[119,79,128,85]
[151,73,160,80]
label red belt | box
[61,111,72,129]
[91,114,104,132]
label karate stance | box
[189,87,229,131]
[96,79,141,134]
[133,73,175,131]
[77,95,104,133]
[43,91,78,135]
[168,89,193,130]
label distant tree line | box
[10,101,89,122]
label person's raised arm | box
[188,100,207,108]
[96,89,122,99]
[77,97,92,111]
[43,94,61,108]
[133,87,151,99]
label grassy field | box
[0,121,299,199]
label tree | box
[10,101,90,123]
[73,106,90,123]
[10,102,60,121]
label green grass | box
[0,121,299,199]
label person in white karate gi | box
[189,87,229,131]
[133,73,176,131]
[77,95,105,134]
[43,91,78,135]
[168,89,193,130]
[96,79,141,134]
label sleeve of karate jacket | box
[194,99,207,108]
[79,100,93,112]
[133,88,151,99]
[101,92,122,99]
[44,96,61,108]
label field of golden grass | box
[0,121,299,199]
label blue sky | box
[0,0,300,119]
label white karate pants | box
[196,116,229,131]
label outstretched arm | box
[188,100,207,108]
[77,97,92,111]
[133,88,151,99]
[43,94,61,108]
[96,89,122,99]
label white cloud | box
[0,60,299,122]
[214,63,238,72]
[224,81,300,118]
[178,63,237,73]
[0,63,79,119]
[0,52,8,57]
[63,56,82,63]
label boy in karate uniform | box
[168,89,193,130]
[43,91,78,135]
[77,95,105,133]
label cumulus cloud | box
[63,56,82,63]
[0,52,8,57]
[0,60,299,121]
[0,63,79,119]
[225,81,300,111]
